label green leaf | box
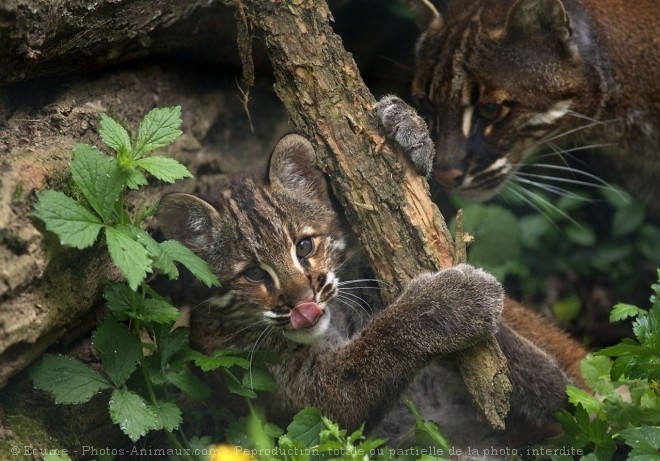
[105,225,151,290]
[166,369,211,399]
[564,222,596,247]
[140,298,180,324]
[44,455,73,461]
[153,401,182,432]
[566,384,603,414]
[92,317,142,387]
[134,106,182,158]
[131,228,179,279]
[100,113,132,156]
[33,190,103,249]
[285,407,324,447]
[160,240,220,287]
[612,202,646,237]
[135,156,192,183]
[108,388,159,442]
[30,354,111,404]
[104,282,139,321]
[193,350,250,372]
[611,303,648,322]
[405,400,451,454]
[124,168,149,190]
[619,426,660,461]
[580,355,615,395]
[70,143,124,222]
[241,366,276,392]
[154,325,188,370]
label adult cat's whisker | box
[504,183,570,229]
[337,278,391,288]
[521,163,618,190]
[511,176,591,201]
[535,118,620,145]
[510,183,582,228]
[515,171,612,191]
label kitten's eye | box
[243,267,268,283]
[296,237,314,259]
[477,103,503,120]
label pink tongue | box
[290,302,323,330]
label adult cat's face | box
[412,0,601,200]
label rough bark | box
[0,0,239,86]
[235,0,511,429]
[0,64,288,389]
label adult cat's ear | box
[505,0,577,58]
[403,0,443,31]
[157,193,220,249]
[269,134,331,204]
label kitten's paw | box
[375,95,435,176]
[409,264,504,332]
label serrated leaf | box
[153,401,182,432]
[100,113,132,156]
[124,168,149,190]
[109,388,159,442]
[70,143,124,222]
[194,351,250,372]
[166,369,211,399]
[611,303,648,322]
[620,426,660,461]
[405,399,451,453]
[30,354,111,404]
[135,156,192,183]
[104,282,139,321]
[140,298,180,324]
[131,228,178,279]
[241,366,276,392]
[566,385,602,414]
[105,225,151,290]
[33,190,103,249]
[160,240,220,287]
[92,317,142,387]
[285,407,324,447]
[154,325,188,370]
[134,106,182,158]
[580,355,615,395]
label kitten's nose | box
[434,168,465,187]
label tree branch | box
[235,0,511,429]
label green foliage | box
[544,271,660,460]
[30,108,228,451]
[454,183,659,325]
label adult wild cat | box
[158,134,586,454]
[389,0,659,208]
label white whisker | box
[248,326,273,392]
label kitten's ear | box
[157,193,220,248]
[505,0,576,58]
[268,134,331,203]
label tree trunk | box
[234,0,511,430]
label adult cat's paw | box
[375,95,435,176]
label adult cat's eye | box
[243,267,268,283]
[477,103,502,120]
[296,237,314,259]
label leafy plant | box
[543,271,660,460]
[29,108,271,452]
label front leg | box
[375,95,435,176]
[307,264,504,430]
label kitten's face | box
[413,0,599,200]
[158,135,349,344]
